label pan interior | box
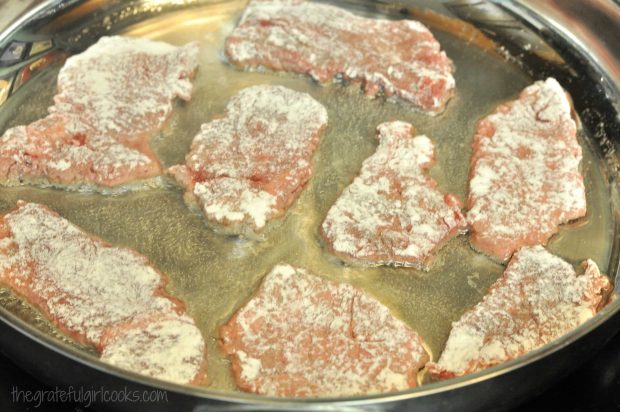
[0,0,616,394]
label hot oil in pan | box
[0,0,614,392]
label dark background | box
[1,331,619,412]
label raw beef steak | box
[0,36,199,191]
[225,0,454,114]
[428,245,611,380]
[0,201,206,384]
[220,264,429,397]
[467,78,585,262]
[321,121,466,268]
[169,84,327,237]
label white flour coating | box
[196,178,278,229]
[467,78,585,261]
[100,314,206,385]
[225,0,455,114]
[321,121,466,268]
[52,36,198,137]
[220,264,429,397]
[169,85,327,236]
[0,36,200,190]
[428,246,610,379]
[0,202,206,384]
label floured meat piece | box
[0,201,206,385]
[225,0,454,114]
[0,36,199,191]
[168,85,327,237]
[220,264,429,397]
[467,78,585,262]
[0,201,177,344]
[100,313,207,385]
[428,246,611,380]
[321,121,466,268]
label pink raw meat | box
[467,78,586,262]
[0,36,199,191]
[321,121,466,268]
[168,84,327,237]
[428,245,611,380]
[0,201,206,384]
[220,263,429,397]
[225,0,454,114]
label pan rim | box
[1,295,619,405]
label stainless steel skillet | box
[0,1,618,410]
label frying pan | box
[0,1,618,411]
